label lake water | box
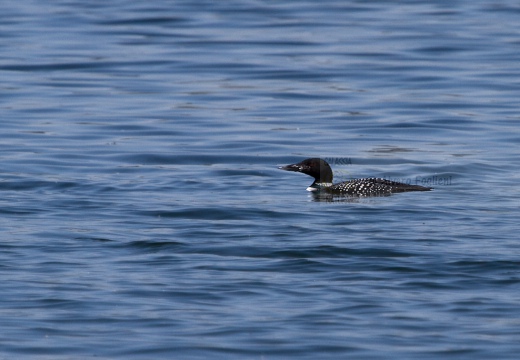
[1,0,520,358]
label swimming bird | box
[279,158,432,196]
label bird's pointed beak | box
[279,163,302,172]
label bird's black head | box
[279,158,333,185]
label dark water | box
[1,0,520,358]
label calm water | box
[1,0,520,358]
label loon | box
[279,158,432,196]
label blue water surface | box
[1,0,520,359]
